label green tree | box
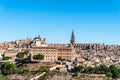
[38,66,49,73]
[83,57,89,61]
[33,55,37,62]
[16,51,29,59]
[23,50,29,56]
[16,52,24,58]
[58,56,65,61]
[74,65,84,72]
[2,57,11,60]
[106,72,112,77]
[33,53,44,62]
[109,65,120,79]
[0,74,8,80]
[58,56,62,61]
[93,66,100,74]
[1,62,16,75]
[84,66,94,74]
[22,68,30,74]
[99,65,110,74]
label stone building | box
[74,43,101,51]
[70,30,101,51]
[30,46,58,62]
[30,46,74,62]
[30,38,74,62]
[4,49,17,60]
[32,38,47,47]
[0,46,8,59]
[15,38,32,48]
[57,46,74,60]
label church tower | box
[70,30,75,45]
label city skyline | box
[0,0,120,44]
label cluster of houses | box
[0,37,74,62]
[0,32,120,69]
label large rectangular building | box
[57,47,74,60]
[30,46,58,62]
[30,46,74,62]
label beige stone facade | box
[4,50,17,60]
[57,47,74,60]
[30,46,74,62]
[74,43,101,51]
[30,47,58,62]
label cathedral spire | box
[70,30,75,45]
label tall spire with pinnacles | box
[70,30,75,45]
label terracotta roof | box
[76,57,85,63]
[0,46,8,50]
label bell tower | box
[70,30,75,45]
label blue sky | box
[0,0,120,44]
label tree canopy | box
[73,65,120,79]
[0,62,16,75]
[16,50,29,58]
[33,53,44,62]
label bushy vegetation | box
[0,74,8,80]
[83,57,89,61]
[15,51,32,63]
[33,53,44,62]
[0,62,16,75]
[0,62,50,77]
[2,57,12,60]
[0,62,28,75]
[58,56,65,61]
[16,50,29,59]
[39,70,62,80]
[37,66,49,73]
[72,65,120,79]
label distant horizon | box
[0,0,120,45]
[0,34,120,45]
